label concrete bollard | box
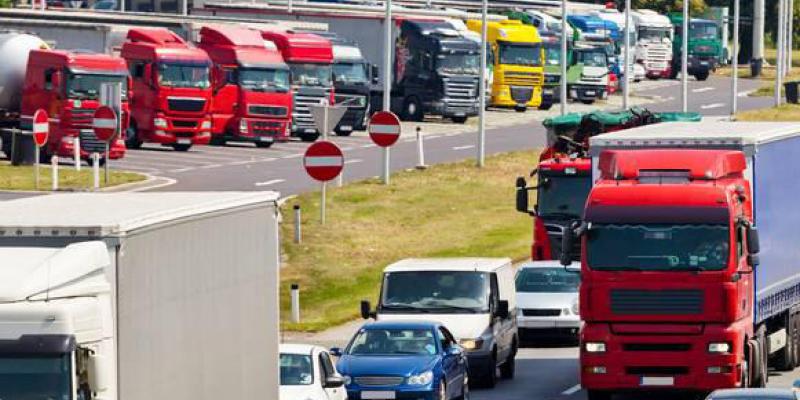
[416,126,427,170]
[92,153,100,191]
[290,283,300,323]
[51,156,59,191]
[293,205,302,244]
[73,137,81,171]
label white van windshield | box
[381,271,490,313]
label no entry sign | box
[368,111,401,147]
[304,141,344,181]
[92,106,119,142]
[32,109,49,147]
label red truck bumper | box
[229,117,291,143]
[580,322,746,392]
[150,129,211,145]
[56,136,126,160]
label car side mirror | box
[360,300,373,319]
[325,374,346,388]
[446,345,462,356]
[330,347,342,357]
[747,226,760,254]
[87,354,110,393]
[496,300,509,319]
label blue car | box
[334,320,469,400]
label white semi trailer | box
[0,192,280,400]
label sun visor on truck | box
[585,205,730,224]
[0,334,76,355]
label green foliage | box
[0,0,11,8]
[632,0,706,13]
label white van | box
[360,258,518,388]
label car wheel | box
[125,123,142,149]
[483,352,497,388]
[500,340,517,379]
[451,116,468,124]
[438,379,447,400]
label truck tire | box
[300,132,320,142]
[750,338,766,387]
[581,99,595,105]
[39,147,52,164]
[452,116,468,124]
[694,71,710,81]
[538,103,553,111]
[792,309,800,368]
[209,135,226,146]
[401,96,424,122]
[334,128,353,137]
[1,138,10,159]
[669,66,679,80]
[171,144,192,152]
[775,312,796,371]
[514,105,527,112]
[587,390,612,400]
[482,352,497,388]
[255,141,273,149]
[125,123,142,150]
[500,337,517,379]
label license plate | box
[543,89,554,95]
[177,138,191,145]
[585,91,596,96]
[340,125,352,132]
[361,391,396,399]
[700,61,709,65]
[304,128,316,134]
[455,112,465,117]
[640,376,674,386]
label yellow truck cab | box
[467,19,544,111]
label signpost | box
[303,141,344,224]
[92,105,119,185]
[368,111,401,185]
[31,109,48,190]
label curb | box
[101,173,177,192]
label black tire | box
[751,338,766,388]
[695,70,710,81]
[171,143,192,152]
[775,313,796,371]
[38,147,52,164]
[125,123,142,149]
[587,390,612,400]
[300,132,320,142]
[455,373,469,400]
[255,141,273,149]
[499,338,517,379]
[792,310,800,368]
[482,353,497,388]
[209,135,227,146]
[514,105,527,112]
[437,379,447,400]
[401,96,424,122]
[538,103,553,111]
[581,99,595,105]
[452,116,468,124]
[334,128,353,137]
[669,65,679,80]
[1,139,10,159]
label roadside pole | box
[776,0,785,106]
[753,0,765,73]
[477,0,487,168]
[182,0,187,16]
[560,0,568,116]
[731,0,740,117]
[681,0,689,112]
[382,0,392,184]
[622,0,631,109]
[789,0,794,74]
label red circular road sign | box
[368,111,401,147]
[303,141,344,182]
[92,106,119,143]
[32,109,49,147]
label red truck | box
[121,28,212,152]
[197,25,293,148]
[560,122,800,399]
[259,30,334,142]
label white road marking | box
[561,384,582,396]
[426,135,442,139]
[344,159,363,165]
[692,87,714,93]
[282,153,304,159]
[169,167,196,173]
[199,164,223,169]
[229,158,276,166]
[452,145,475,150]
[738,90,755,97]
[254,179,285,187]
[701,103,726,110]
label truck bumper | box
[686,56,718,74]
[491,85,543,108]
[428,101,479,119]
[569,86,606,101]
[581,322,746,392]
[230,118,291,143]
[149,115,212,145]
[336,107,368,132]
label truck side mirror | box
[516,177,536,216]
[747,226,760,254]
[560,228,574,267]
[371,64,380,84]
[360,300,372,319]
[87,354,110,393]
[747,254,760,267]
[51,70,63,96]
[143,64,155,88]
[495,300,509,319]
[213,67,228,93]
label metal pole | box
[776,0,785,106]
[320,181,327,224]
[382,148,390,184]
[290,284,300,323]
[288,0,292,13]
[681,0,689,112]
[477,0,487,168]
[753,0,765,67]
[73,137,81,171]
[182,0,188,16]
[623,0,631,109]
[560,0,568,115]
[34,144,39,190]
[104,143,109,185]
[382,0,392,112]
[786,0,793,75]
[92,153,100,191]
[51,156,58,191]
[789,0,794,73]
[416,126,427,169]
[731,0,740,117]
[293,205,301,244]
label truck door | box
[403,45,435,103]
[128,60,156,131]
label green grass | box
[717,48,800,96]
[280,150,538,332]
[0,162,145,191]
[736,103,800,121]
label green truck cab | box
[668,14,722,81]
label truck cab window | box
[44,69,54,91]
[489,273,500,313]
[130,62,145,79]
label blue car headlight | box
[407,370,433,386]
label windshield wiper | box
[540,211,581,219]
[662,265,709,272]
[381,303,432,313]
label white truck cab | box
[632,10,674,79]
[360,257,518,388]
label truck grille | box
[79,129,108,153]
[626,366,688,375]
[69,108,94,129]
[172,120,197,128]
[443,78,479,106]
[610,289,703,315]
[504,71,543,86]
[623,343,691,352]
[510,86,534,103]
[252,120,281,136]
[249,105,287,117]
[168,97,206,112]
[292,88,331,130]
[354,376,404,387]
[522,308,561,317]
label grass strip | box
[0,162,145,191]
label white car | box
[280,344,348,400]
[515,261,581,341]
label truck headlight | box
[407,370,433,386]
[584,342,606,353]
[458,338,484,351]
[201,120,212,130]
[153,118,167,128]
[708,342,731,353]
[239,119,248,133]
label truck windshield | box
[516,267,580,293]
[690,22,718,40]
[498,42,542,67]
[638,27,670,41]
[333,62,368,84]
[158,63,210,89]
[67,73,128,101]
[537,175,591,218]
[0,354,72,400]
[575,50,607,67]
[289,63,332,87]
[436,53,480,75]
[381,271,490,313]
[238,68,290,92]
[586,223,730,271]
[280,353,313,385]
[544,43,561,66]
[346,328,437,356]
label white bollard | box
[73,137,81,171]
[51,156,59,191]
[290,283,300,323]
[293,205,302,244]
[337,171,344,188]
[416,126,427,170]
[92,153,100,190]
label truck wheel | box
[334,128,353,137]
[581,99,595,105]
[452,116,468,124]
[300,132,320,142]
[538,103,553,111]
[514,105,527,112]
[587,390,612,400]
[694,71,710,81]
[750,338,766,387]
[125,124,142,149]
[499,352,516,379]
[401,96,424,122]
[669,67,679,80]
[791,309,800,368]
[38,147,52,164]
[482,352,497,388]
[1,139,10,159]
[171,144,192,152]
[775,313,796,371]
[255,142,273,149]
[209,135,226,146]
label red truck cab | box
[21,49,128,162]
[121,28,212,152]
[197,26,292,147]
[260,30,334,142]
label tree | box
[632,0,707,13]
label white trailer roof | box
[590,122,800,153]
[0,192,279,237]
[384,257,511,273]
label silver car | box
[515,261,581,341]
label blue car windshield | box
[347,328,437,356]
